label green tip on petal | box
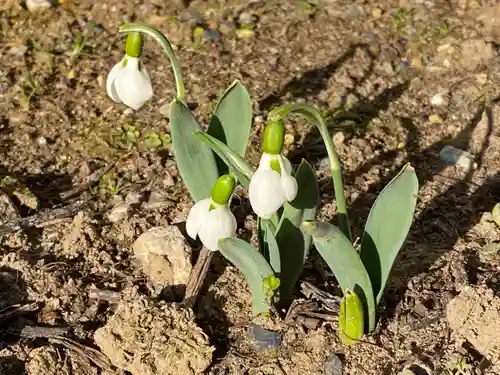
[211,174,236,205]
[270,158,281,174]
[125,32,144,58]
[262,120,285,155]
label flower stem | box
[119,23,185,102]
[268,104,352,242]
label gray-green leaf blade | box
[275,160,319,301]
[219,237,275,315]
[169,99,218,202]
[359,163,419,305]
[302,221,376,331]
[208,80,252,158]
[194,131,254,187]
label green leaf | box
[264,221,280,273]
[208,80,252,159]
[194,131,254,187]
[360,163,419,305]
[169,99,218,202]
[218,237,275,315]
[302,221,376,332]
[274,160,319,302]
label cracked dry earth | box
[1,0,500,374]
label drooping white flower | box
[106,55,153,110]
[249,152,298,218]
[186,198,237,251]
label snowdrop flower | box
[106,32,153,110]
[249,120,298,218]
[186,174,237,251]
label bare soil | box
[1,0,500,374]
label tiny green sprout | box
[192,27,205,47]
[262,274,280,299]
[391,8,412,29]
[447,356,471,375]
[19,74,39,110]
[120,123,140,148]
[298,0,317,15]
[99,173,125,196]
[143,131,171,150]
[69,21,96,63]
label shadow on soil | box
[0,356,26,375]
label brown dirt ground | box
[1,0,500,374]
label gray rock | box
[439,145,476,170]
[248,323,282,351]
[324,353,343,375]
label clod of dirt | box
[94,294,213,375]
[0,176,39,210]
[446,286,500,371]
[459,39,494,72]
[107,203,131,223]
[25,345,98,375]
[132,226,192,288]
[62,211,102,259]
[0,191,19,224]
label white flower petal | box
[114,56,153,110]
[198,207,237,251]
[106,59,124,103]
[281,173,298,201]
[278,155,298,201]
[278,155,293,175]
[258,152,276,170]
[249,168,285,218]
[185,198,211,240]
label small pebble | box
[123,108,134,116]
[25,0,53,11]
[324,353,343,375]
[238,12,254,25]
[439,145,476,170]
[372,7,382,18]
[36,135,47,147]
[430,93,446,106]
[248,323,282,351]
[9,45,28,57]
[203,28,221,42]
[429,114,443,124]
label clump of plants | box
[106,23,419,344]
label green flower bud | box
[338,289,364,346]
[125,32,144,58]
[262,120,285,155]
[210,174,236,206]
